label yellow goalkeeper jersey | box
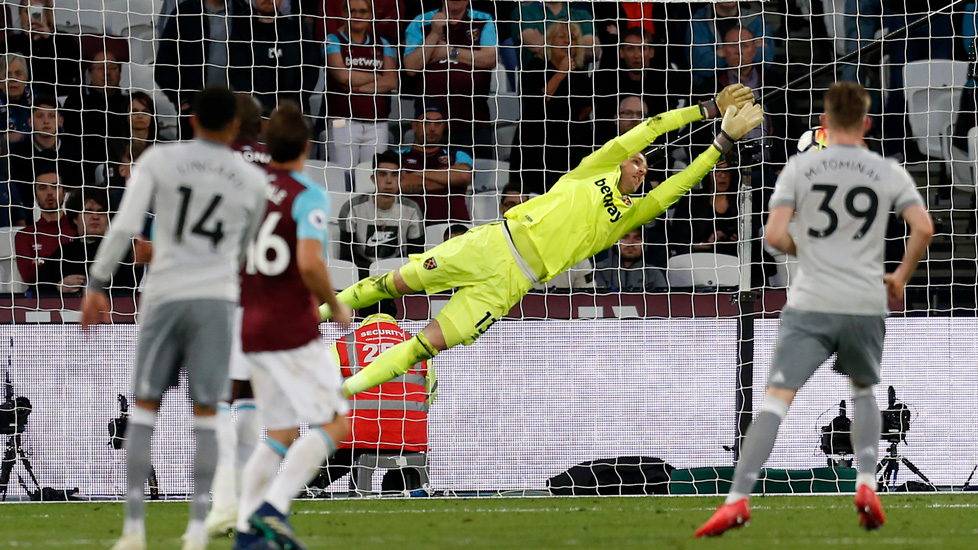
[504,105,723,282]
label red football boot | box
[694,498,751,538]
[854,484,885,530]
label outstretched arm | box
[630,103,766,224]
[579,84,755,170]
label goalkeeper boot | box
[110,533,146,550]
[694,498,751,538]
[249,502,307,550]
[205,505,238,538]
[854,484,886,530]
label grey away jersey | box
[89,139,268,306]
[770,145,924,315]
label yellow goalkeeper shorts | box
[400,222,532,347]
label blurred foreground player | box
[81,86,269,550]
[311,313,435,492]
[321,85,763,398]
[695,82,933,538]
[207,93,271,537]
[233,102,352,550]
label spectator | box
[510,1,595,64]
[36,189,141,295]
[443,223,468,241]
[3,0,82,97]
[696,25,788,165]
[156,0,247,137]
[338,151,424,271]
[510,21,593,194]
[594,28,690,128]
[498,181,529,218]
[669,160,739,257]
[228,0,321,114]
[396,105,473,225]
[325,0,398,170]
[7,96,85,205]
[128,91,168,160]
[594,228,666,292]
[595,94,648,144]
[13,171,76,286]
[686,1,774,88]
[62,51,131,167]
[0,53,32,155]
[318,0,406,46]
[403,0,498,158]
[592,1,661,66]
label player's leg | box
[837,314,886,530]
[696,309,835,538]
[113,303,185,550]
[208,307,255,537]
[245,342,351,550]
[319,267,419,319]
[183,300,236,550]
[343,225,530,396]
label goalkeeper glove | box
[712,104,766,154]
[700,84,755,119]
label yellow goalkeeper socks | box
[343,332,438,396]
[319,272,403,320]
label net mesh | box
[1,0,976,500]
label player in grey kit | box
[696,82,934,537]
[81,86,269,550]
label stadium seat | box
[0,227,26,295]
[326,259,359,291]
[424,222,470,248]
[968,126,978,189]
[353,161,374,194]
[304,160,348,194]
[904,60,969,162]
[666,253,740,289]
[469,192,499,226]
[550,260,595,291]
[472,159,508,195]
[368,257,408,278]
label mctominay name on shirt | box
[595,178,623,222]
[803,158,882,182]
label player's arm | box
[765,206,796,256]
[630,104,766,223]
[293,188,352,327]
[884,204,933,302]
[579,84,755,169]
[82,160,156,327]
[297,239,350,327]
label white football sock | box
[265,428,336,515]
[234,399,261,498]
[211,403,236,511]
[236,440,285,533]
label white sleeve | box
[891,163,924,214]
[88,160,156,293]
[769,159,799,209]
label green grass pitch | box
[3,494,978,549]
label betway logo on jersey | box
[594,178,623,223]
[346,56,383,69]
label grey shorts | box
[768,308,886,390]
[133,299,235,408]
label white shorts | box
[228,307,250,381]
[246,340,350,430]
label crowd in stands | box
[0,0,956,298]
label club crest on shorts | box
[423,257,438,270]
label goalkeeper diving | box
[322,84,765,397]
